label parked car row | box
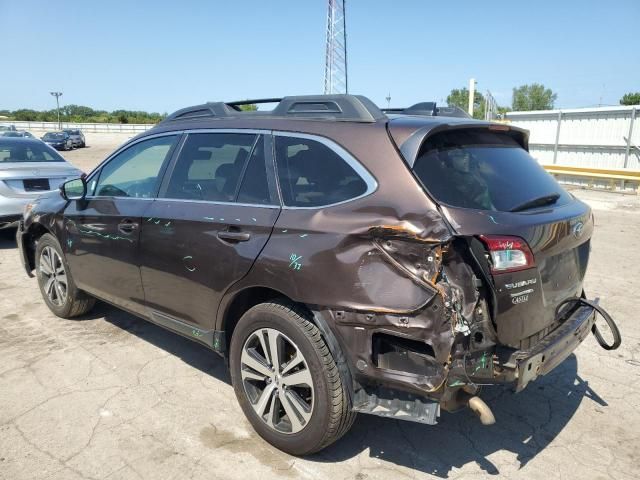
[40,130,86,151]
[0,126,87,151]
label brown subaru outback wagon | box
[17,95,620,455]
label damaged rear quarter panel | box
[219,123,488,397]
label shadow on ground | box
[76,301,607,478]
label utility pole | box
[50,92,63,130]
[468,78,476,117]
[324,0,348,94]
[385,93,391,108]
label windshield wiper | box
[509,193,561,212]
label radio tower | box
[324,0,348,94]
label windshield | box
[0,140,65,163]
[412,128,571,212]
[43,133,64,140]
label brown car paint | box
[17,100,613,418]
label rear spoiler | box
[389,122,530,168]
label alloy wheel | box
[240,328,314,434]
[39,246,67,306]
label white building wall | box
[505,106,639,169]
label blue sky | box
[1,0,638,113]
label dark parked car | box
[63,129,86,148]
[41,131,73,151]
[17,95,620,455]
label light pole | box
[50,92,63,130]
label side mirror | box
[60,177,87,201]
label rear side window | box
[164,133,257,202]
[413,129,571,212]
[274,136,368,207]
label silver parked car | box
[2,130,36,138]
[0,137,82,229]
[63,129,86,148]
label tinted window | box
[164,132,257,202]
[0,140,64,162]
[413,129,571,212]
[237,138,272,204]
[274,136,367,207]
[43,133,65,140]
[94,135,177,198]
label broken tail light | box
[479,235,534,273]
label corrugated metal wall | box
[505,106,639,170]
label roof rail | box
[382,102,472,119]
[161,94,386,124]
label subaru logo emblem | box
[573,221,584,238]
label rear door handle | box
[118,220,138,234]
[217,231,251,242]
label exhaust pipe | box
[468,396,495,425]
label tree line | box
[1,90,638,125]
[447,84,640,120]
[0,102,259,124]
[0,105,166,124]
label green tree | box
[447,87,485,119]
[511,84,557,111]
[620,92,640,105]
[238,103,258,111]
[11,109,40,121]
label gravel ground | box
[0,134,639,479]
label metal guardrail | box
[544,164,640,193]
[0,120,155,133]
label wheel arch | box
[218,285,355,401]
[23,221,54,272]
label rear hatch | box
[399,125,592,348]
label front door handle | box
[217,231,251,242]
[118,220,138,234]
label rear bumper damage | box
[327,296,616,427]
[503,302,596,392]
[315,226,620,426]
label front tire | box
[229,300,356,455]
[35,233,95,318]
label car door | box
[138,130,280,335]
[63,133,180,314]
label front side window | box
[93,135,177,198]
[164,132,258,202]
[274,136,368,207]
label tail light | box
[479,235,535,273]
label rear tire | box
[229,300,356,455]
[35,233,95,318]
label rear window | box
[0,140,65,163]
[412,129,571,212]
